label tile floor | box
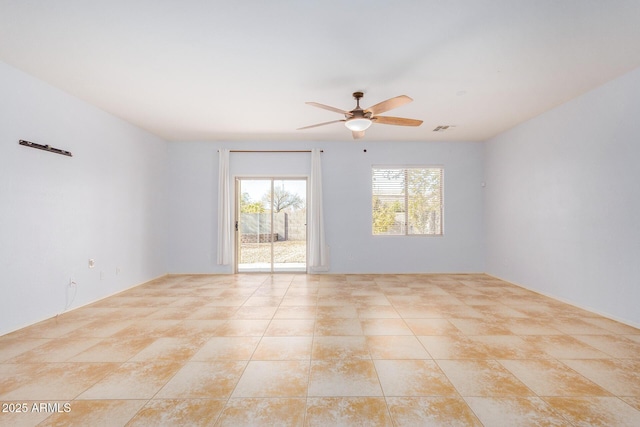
[1,273,639,426]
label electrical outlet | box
[100,271,104,280]
[88,259,95,269]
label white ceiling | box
[1,0,640,142]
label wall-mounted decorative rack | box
[19,139,73,157]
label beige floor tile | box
[232,305,278,319]
[349,288,386,297]
[127,399,226,426]
[128,337,206,362]
[69,336,155,362]
[9,318,93,339]
[305,397,392,427]
[308,360,382,396]
[242,296,283,307]
[146,305,206,320]
[38,399,146,427]
[387,396,482,427]
[418,335,492,359]
[439,304,484,318]
[6,338,101,363]
[352,296,393,307]
[448,318,514,335]
[375,359,457,396]
[503,303,557,319]
[498,359,611,396]
[169,296,215,309]
[316,288,347,297]
[110,319,182,338]
[265,319,315,336]
[155,361,246,399]
[625,334,640,344]
[544,396,640,427]
[312,336,370,359]
[356,305,400,319]
[316,305,358,319]
[93,295,175,309]
[252,336,312,360]
[206,297,248,306]
[469,335,548,359]
[78,361,183,400]
[551,317,613,335]
[59,306,136,321]
[254,286,289,297]
[582,317,640,335]
[216,398,306,427]
[163,319,226,338]
[59,318,135,339]
[393,304,446,319]
[2,362,116,401]
[437,359,535,397]
[464,396,570,426]
[187,306,239,320]
[191,336,260,361]
[404,318,462,336]
[231,360,309,398]
[622,396,640,411]
[561,359,640,396]
[472,304,529,319]
[314,318,363,336]
[279,296,317,307]
[360,318,413,335]
[0,338,50,362]
[0,363,44,397]
[573,334,640,358]
[317,297,355,307]
[522,334,611,359]
[504,318,564,335]
[273,306,317,319]
[213,319,270,336]
[366,335,431,359]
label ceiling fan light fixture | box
[344,118,372,132]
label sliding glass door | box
[236,178,307,273]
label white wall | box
[167,140,485,274]
[484,66,640,327]
[0,61,168,335]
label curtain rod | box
[218,149,322,153]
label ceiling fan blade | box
[365,95,413,115]
[297,119,345,130]
[352,131,365,139]
[373,116,423,126]
[306,102,352,116]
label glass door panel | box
[236,178,307,273]
[271,179,307,272]
[237,179,273,273]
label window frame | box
[371,165,444,237]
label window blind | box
[372,167,443,235]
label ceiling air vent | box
[433,125,454,132]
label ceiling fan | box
[297,91,423,139]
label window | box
[372,167,443,235]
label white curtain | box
[309,149,329,271]
[217,149,232,265]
